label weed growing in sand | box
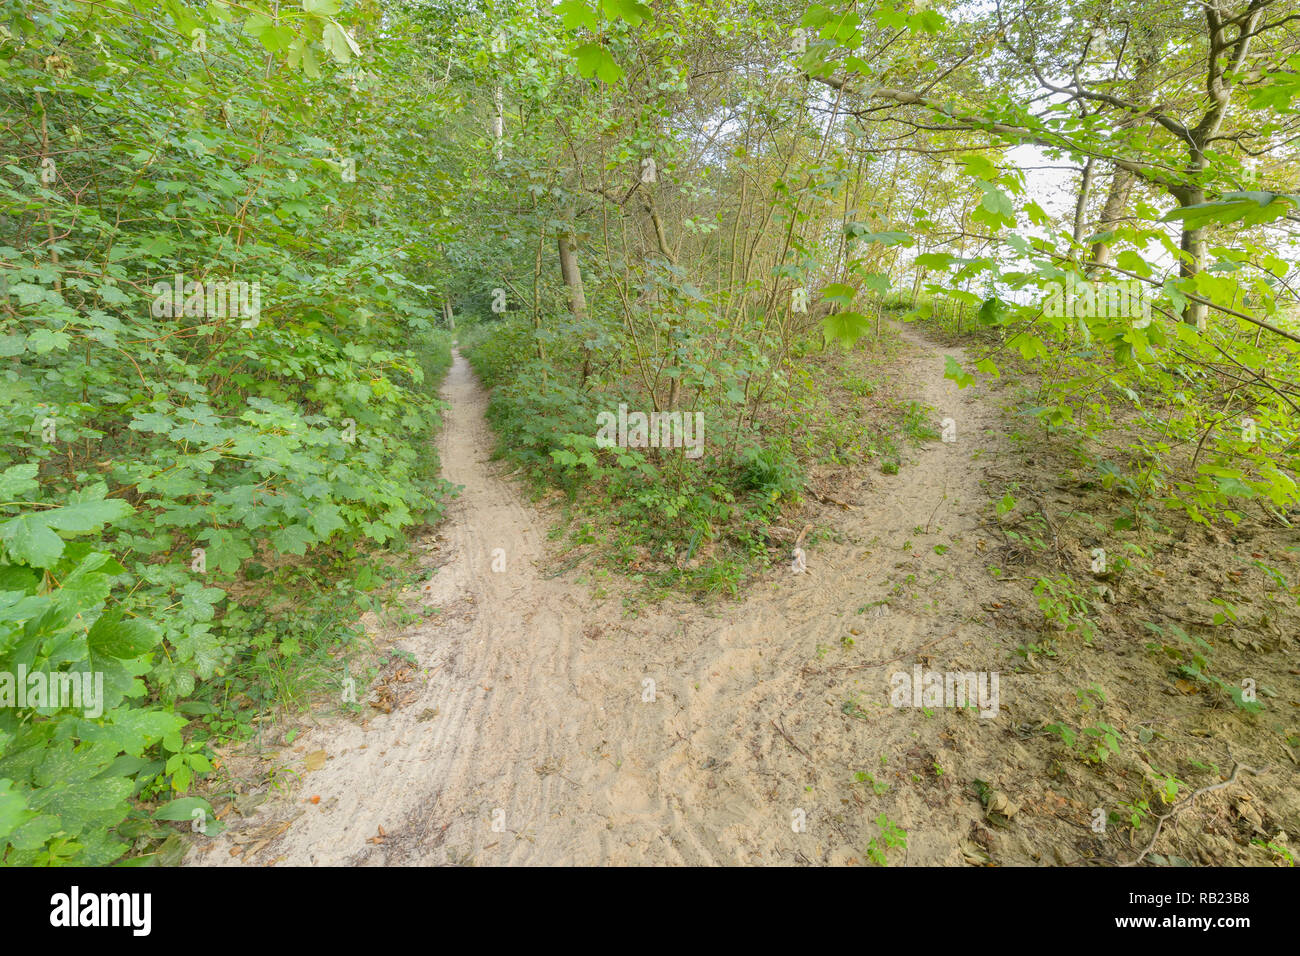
[1045,719,1122,764]
[854,771,890,795]
[866,814,908,865]
[1142,621,1263,713]
[1033,574,1098,641]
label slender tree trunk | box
[557,229,592,383]
[532,220,547,386]
[1089,22,1163,271]
[492,86,503,162]
[1071,157,1095,252]
[1175,186,1209,330]
[1088,167,1135,270]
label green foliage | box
[8,0,1299,868]
[866,813,908,865]
[0,0,458,863]
[1142,621,1263,713]
[1045,719,1123,765]
[465,318,799,594]
[736,443,804,501]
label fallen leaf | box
[304,750,327,771]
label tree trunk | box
[1088,167,1135,270]
[557,230,592,382]
[1177,188,1209,330]
[1071,157,1095,253]
[1088,22,1163,271]
[492,86,503,162]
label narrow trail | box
[197,329,1012,866]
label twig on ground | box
[1123,763,1267,867]
[771,718,812,760]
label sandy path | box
[196,329,1011,866]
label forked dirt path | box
[196,329,1016,866]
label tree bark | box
[557,229,592,383]
[1088,166,1135,270]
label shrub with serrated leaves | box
[0,1,463,863]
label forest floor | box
[187,327,1297,867]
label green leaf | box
[153,795,214,822]
[820,283,857,306]
[1116,250,1151,278]
[322,21,360,63]
[844,226,912,246]
[944,356,975,388]
[915,252,958,269]
[26,329,71,354]
[601,0,652,26]
[1161,192,1297,228]
[573,42,623,83]
[556,0,601,30]
[87,609,160,659]
[0,464,39,499]
[271,523,315,555]
[0,780,37,842]
[822,310,873,346]
[0,488,133,565]
[0,514,65,568]
[43,487,134,534]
